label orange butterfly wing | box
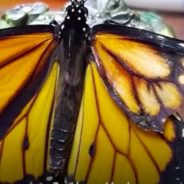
[0,26,60,183]
[0,26,56,138]
[67,25,184,184]
[91,24,184,132]
[67,62,184,184]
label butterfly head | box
[66,0,88,21]
[60,0,88,34]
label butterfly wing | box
[0,25,60,183]
[91,24,184,132]
[67,62,184,184]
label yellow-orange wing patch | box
[0,30,56,138]
[67,62,180,184]
[0,62,59,183]
[92,31,184,132]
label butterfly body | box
[50,0,90,175]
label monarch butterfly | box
[0,0,184,183]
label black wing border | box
[92,24,184,53]
[0,24,55,38]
